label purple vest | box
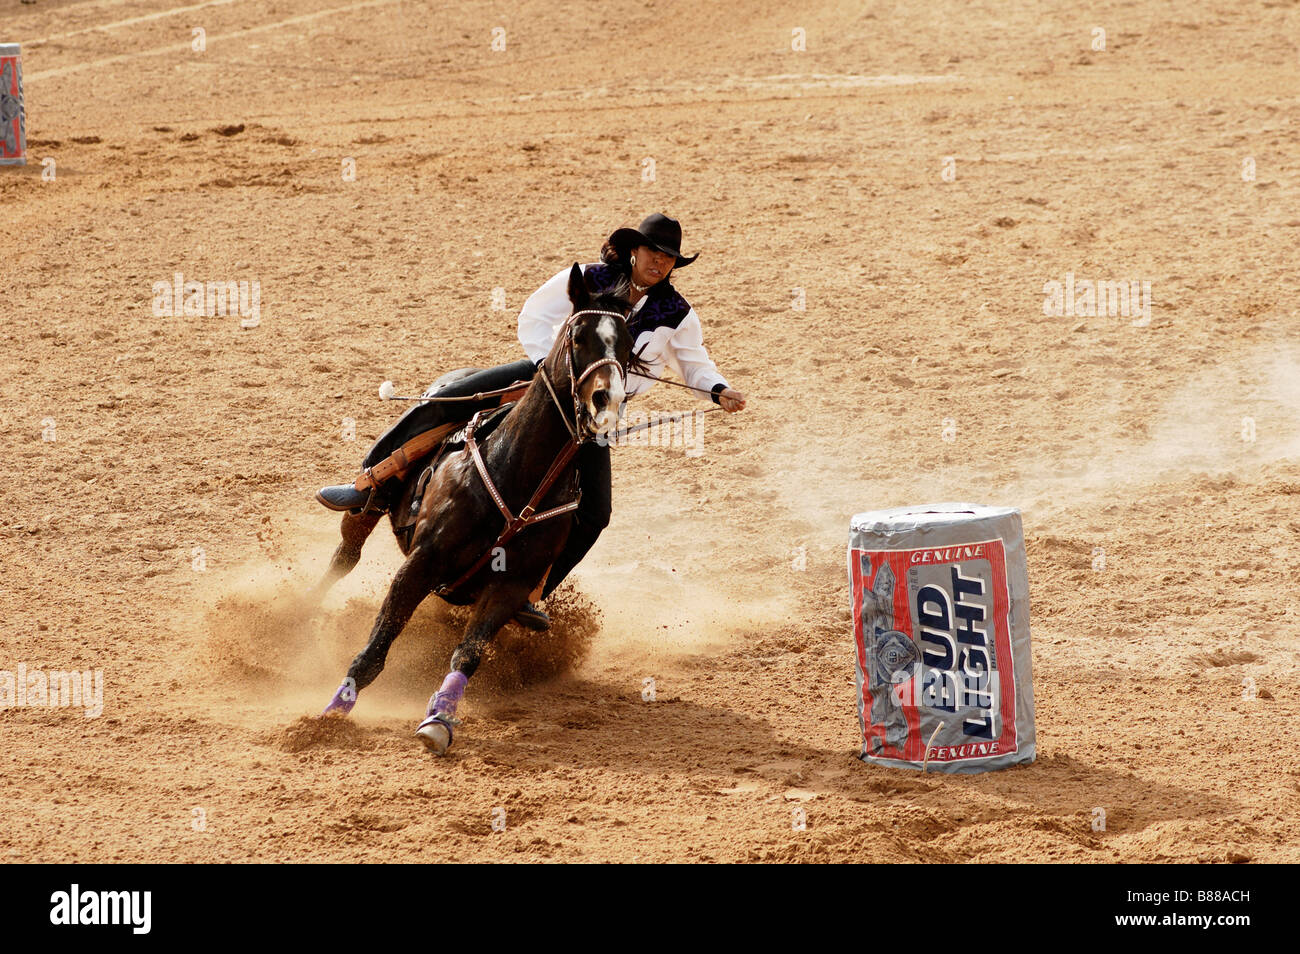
[584,263,692,339]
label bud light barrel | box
[0,44,25,166]
[848,504,1035,773]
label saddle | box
[393,402,516,547]
[439,402,514,456]
[351,382,530,496]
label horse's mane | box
[590,290,629,313]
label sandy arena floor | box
[2,0,1299,862]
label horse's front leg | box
[322,545,436,715]
[416,578,532,755]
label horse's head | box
[552,263,636,440]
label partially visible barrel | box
[848,503,1035,773]
[1,44,26,167]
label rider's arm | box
[517,266,579,367]
[665,309,730,403]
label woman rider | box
[316,213,747,629]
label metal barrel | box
[848,503,1036,774]
[0,43,26,167]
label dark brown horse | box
[313,264,637,754]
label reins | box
[381,382,529,403]
[608,404,723,443]
[627,372,719,398]
[383,368,720,403]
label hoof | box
[416,714,454,755]
[513,602,551,631]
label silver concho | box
[858,557,919,754]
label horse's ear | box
[566,262,590,308]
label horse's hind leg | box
[305,509,382,607]
[416,580,530,755]
[322,546,434,715]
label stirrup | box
[358,480,384,514]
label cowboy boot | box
[317,367,534,514]
[316,482,375,513]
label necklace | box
[630,278,650,294]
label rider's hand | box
[718,388,747,412]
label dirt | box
[2,0,1298,863]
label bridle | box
[537,308,630,443]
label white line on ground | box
[26,0,401,81]
[28,0,247,45]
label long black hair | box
[598,239,634,301]
[592,245,653,377]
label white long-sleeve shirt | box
[517,264,729,400]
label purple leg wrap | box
[322,680,357,716]
[427,670,468,718]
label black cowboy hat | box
[607,213,698,268]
